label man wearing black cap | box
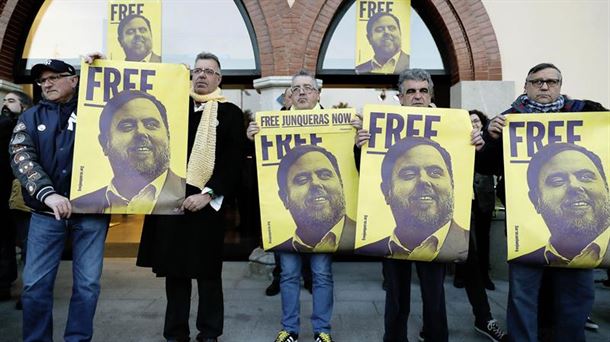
[8,59,110,342]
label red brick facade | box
[0,0,501,84]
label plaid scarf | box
[513,94,565,113]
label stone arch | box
[0,0,502,83]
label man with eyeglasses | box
[136,51,245,342]
[482,62,608,341]
[8,59,110,342]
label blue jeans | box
[22,212,109,342]
[507,262,594,342]
[279,252,333,335]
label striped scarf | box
[515,94,566,113]
[186,87,226,191]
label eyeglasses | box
[191,68,220,77]
[290,85,318,94]
[527,79,561,88]
[35,73,74,86]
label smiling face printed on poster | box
[70,59,190,215]
[354,105,474,262]
[255,108,359,254]
[504,112,610,268]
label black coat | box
[136,100,245,279]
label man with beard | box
[272,144,356,253]
[357,137,469,262]
[353,68,486,342]
[355,11,410,74]
[482,62,607,341]
[118,14,161,62]
[72,90,185,214]
[516,143,610,267]
[0,90,32,303]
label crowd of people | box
[0,49,608,342]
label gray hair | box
[291,69,319,90]
[194,52,222,71]
[398,68,434,98]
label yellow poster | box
[503,112,610,268]
[355,105,473,262]
[70,59,189,215]
[255,109,359,253]
[355,0,411,74]
[107,0,162,62]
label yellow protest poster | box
[355,0,411,74]
[355,105,473,262]
[503,112,610,268]
[255,109,359,253]
[70,59,189,215]
[107,0,162,62]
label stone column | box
[450,80,515,117]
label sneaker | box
[274,330,298,342]
[265,279,280,296]
[474,319,508,342]
[585,317,599,331]
[485,278,496,291]
[314,332,334,342]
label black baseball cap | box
[31,59,76,81]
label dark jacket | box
[355,51,410,75]
[8,96,78,211]
[270,216,357,253]
[71,169,185,214]
[355,220,469,263]
[136,100,246,278]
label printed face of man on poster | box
[117,14,160,62]
[381,137,455,244]
[272,145,356,252]
[525,143,610,265]
[356,11,410,74]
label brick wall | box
[0,0,502,84]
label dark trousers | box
[473,205,494,279]
[383,259,448,342]
[455,229,492,324]
[0,208,17,290]
[164,276,224,341]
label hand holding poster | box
[255,108,359,253]
[108,0,162,62]
[503,112,610,268]
[355,105,474,262]
[355,0,411,74]
[70,59,189,215]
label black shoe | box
[314,332,334,342]
[453,277,465,289]
[585,316,599,331]
[196,338,217,342]
[274,330,298,342]
[485,278,496,291]
[266,279,280,296]
[304,280,312,294]
[475,319,507,342]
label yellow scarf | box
[186,87,226,191]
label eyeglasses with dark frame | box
[35,73,74,86]
[527,79,561,88]
[290,85,318,95]
[191,68,221,77]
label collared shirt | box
[104,171,168,214]
[141,52,153,62]
[370,51,402,74]
[292,216,346,253]
[289,103,322,111]
[544,226,610,267]
[388,221,451,261]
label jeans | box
[22,212,109,342]
[507,262,594,342]
[279,252,333,334]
